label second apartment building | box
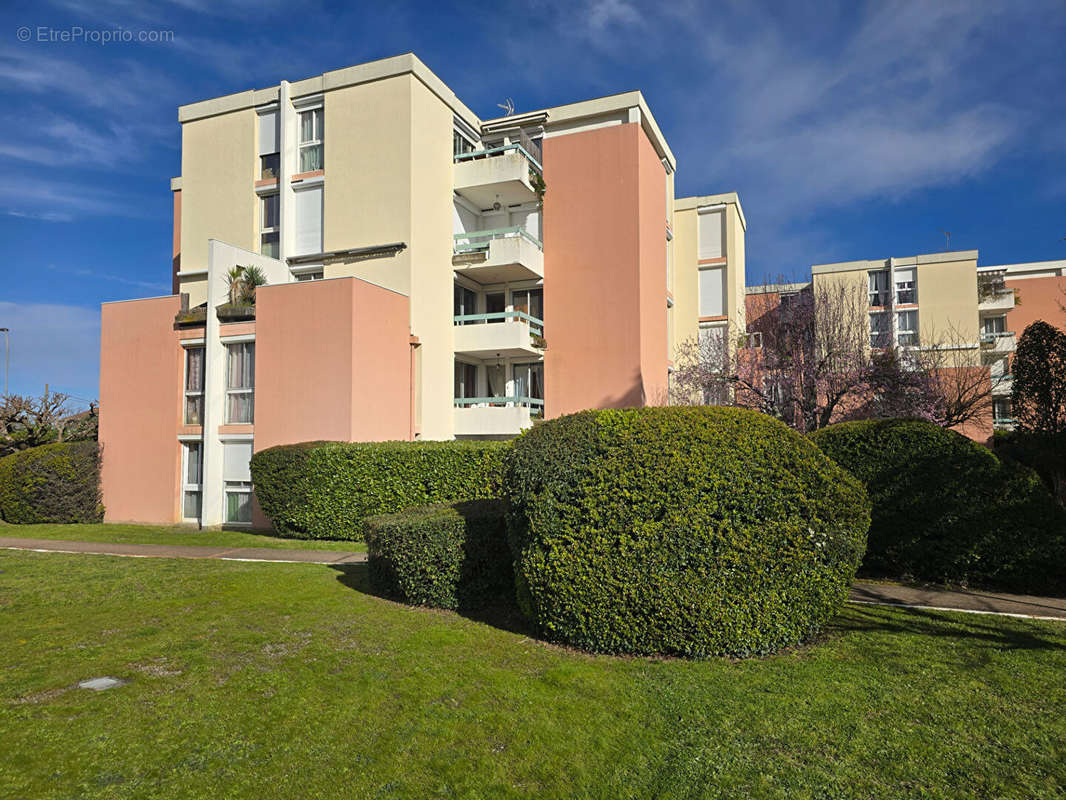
[100,53,746,527]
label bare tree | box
[0,392,97,457]
[672,280,998,433]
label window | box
[294,270,323,282]
[868,270,890,307]
[260,194,279,258]
[298,107,324,172]
[869,312,891,348]
[744,331,763,349]
[225,342,255,424]
[993,397,1012,422]
[894,267,916,305]
[293,186,322,257]
[697,208,723,259]
[983,315,1007,335]
[260,153,280,181]
[453,130,475,157]
[698,324,727,371]
[896,310,919,347]
[779,292,797,308]
[454,361,478,399]
[511,288,543,321]
[485,292,505,322]
[183,346,204,425]
[698,266,726,317]
[222,440,253,524]
[454,284,477,321]
[513,362,544,408]
[181,442,203,521]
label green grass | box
[1,551,1064,799]
[0,521,364,552]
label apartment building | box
[744,251,1066,440]
[99,53,746,528]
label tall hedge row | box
[811,419,1066,594]
[250,440,508,540]
[505,406,871,658]
[0,441,103,524]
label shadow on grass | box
[328,563,535,637]
[835,603,1066,652]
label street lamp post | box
[0,328,8,398]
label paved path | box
[0,537,366,565]
[851,581,1066,621]
[2,538,1064,620]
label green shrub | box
[505,406,870,658]
[250,440,508,540]
[811,419,1066,594]
[364,500,512,610]
[0,441,103,524]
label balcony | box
[994,417,1017,431]
[453,227,544,284]
[978,287,1016,313]
[991,374,1013,396]
[980,331,1016,354]
[453,144,542,208]
[453,397,543,437]
[453,312,544,358]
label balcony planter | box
[216,303,256,322]
[174,307,207,326]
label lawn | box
[0,521,364,552]
[1,551,1064,799]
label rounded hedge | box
[0,441,103,524]
[810,419,1066,594]
[504,406,871,658]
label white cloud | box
[0,301,101,402]
[0,175,156,220]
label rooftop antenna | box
[497,97,515,116]
[939,230,951,251]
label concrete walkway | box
[851,581,1066,621]
[2,538,1064,620]
[0,537,366,565]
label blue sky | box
[1,0,1064,405]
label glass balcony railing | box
[980,331,1015,344]
[453,226,543,254]
[453,311,543,337]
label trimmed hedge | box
[0,441,103,524]
[250,440,508,540]
[811,419,1066,594]
[505,406,871,658]
[364,500,512,609]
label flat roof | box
[675,192,747,231]
[811,250,979,275]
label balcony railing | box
[453,142,543,174]
[453,396,544,410]
[993,417,1017,428]
[454,226,543,253]
[980,331,1015,344]
[454,311,544,337]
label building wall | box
[671,207,699,355]
[636,124,669,406]
[99,295,183,523]
[916,255,979,344]
[254,277,412,450]
[543,123,647,415]
[1005,275,1066,336]
[179,108,257,305]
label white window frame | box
[983,315,1007,335]
[297,106,324,173]
[225,341,255,424]
[745,331,763,349]
[224,480,253,525]
[183,345,204,425]
[869,311,891,349]
[896,310,919,347]
[181,441,203,522]
[294,270,324,282]
[868,270,890,307]
[260,193,279,258]
[894,269,917,305]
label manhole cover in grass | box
[78,677,128,691]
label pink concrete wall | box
[1005,276,1066,338]
[100,295,183,523]
[253,277,411,452]
[544,123,664,417]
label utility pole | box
[0,328,8,398]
